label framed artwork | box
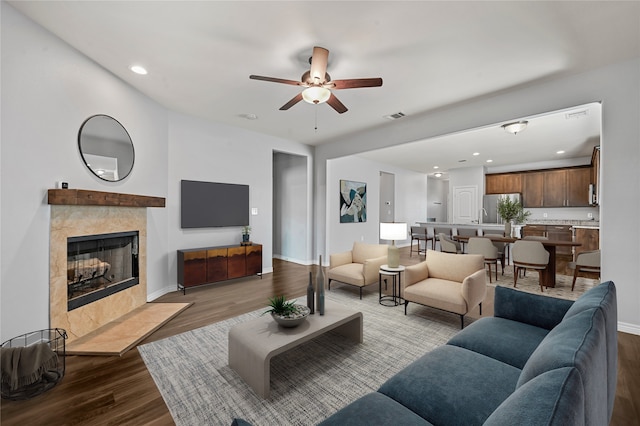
[340,180,367,223]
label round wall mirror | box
[78,114,135,182]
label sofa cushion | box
[379,345,520,426]
[447,316,550,369]
[517,308,608,426]
[563,281,617,419]
[318,392,432,426]
[493,285,574,330]
[403,278,467,315]
[351,242,387,264]
[423,250,483,283]
[484,367,585,426]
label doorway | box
[379,172,395,241]
[273,152,310,264]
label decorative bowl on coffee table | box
[271,304,310,328]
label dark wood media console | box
[177,243,262,294]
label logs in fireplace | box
[67,231,139,311]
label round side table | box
[379,264,405,306]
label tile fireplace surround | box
[48,190,165,343]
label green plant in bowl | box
[264,296,310,328]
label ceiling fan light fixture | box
[502,121,528,135]
[302,86,331,104]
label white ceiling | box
[8,1,638,173]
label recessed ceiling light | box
[434,173,443,178]
[433,166,439,169]
[240,113,258,120]
[130,65,148,75]
[486,159,493,163]
[557,150,565,154]
[473,152,480,156]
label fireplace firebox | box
[67,231,139,311]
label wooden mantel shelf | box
[48,189,165,208]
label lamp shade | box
[380,222,407,241]
[302,86,331,104]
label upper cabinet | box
[487,165,594,208]
[521,167,591,207]
[485,173,522,194]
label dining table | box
[453,234,581,288]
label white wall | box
[316,58,640,333]
[1,3,169,340]
[326,156,427,257]
[0,4,313,341]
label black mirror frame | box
[78,114,135,182]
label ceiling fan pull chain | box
[314,104,319,132]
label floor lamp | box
[380,222,407,268]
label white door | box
[453,185,478,224]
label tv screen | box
[181,180,249,228]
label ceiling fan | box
[249,46,383,114]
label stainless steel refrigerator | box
[482,193,521,224]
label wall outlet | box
[587,213,593,218]
[251,207,258,215]
[361,235,365,241]
[543,213,548,218]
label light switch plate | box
[251,208,258,215]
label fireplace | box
[67,231,139,311]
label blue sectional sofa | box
[318,281,618,426]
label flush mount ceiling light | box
[301,86,331,104]
[434,172,443,178]
[502,120,528,135]
[130,65,148,75]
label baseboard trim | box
[273,254,313,265]
[618,321,640,336]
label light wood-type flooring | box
[2,247,638,425]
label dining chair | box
[568,250,601,291]
[439,233,462,254]
[434,227,451,251]
[456,228,478,253]
[467,237,499,282]
[483,230,509,268]
[512,240,549,292]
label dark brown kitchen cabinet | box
[566,168,591,206]
[485,173,522,194]
[177,244,262,293]
[575,228,599,256]
[522,167,591,207]
[523,172,544,207]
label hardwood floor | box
[2,248,638,425]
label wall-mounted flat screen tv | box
[181,180,249,228]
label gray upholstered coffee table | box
[228,301,363,398]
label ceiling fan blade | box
[329,78,383,90]
[327,93,348,114]
[250,75,301,86]
[309,47,329,83]
[279,93,304,110]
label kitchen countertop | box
[416,220,599,229]
[525,220,599,228]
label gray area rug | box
[138,287,461,426]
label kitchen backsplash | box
[525,207,599,223]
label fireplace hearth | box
[67,231,139,311]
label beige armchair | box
[403,250,486,328]
[327,242,388,299]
